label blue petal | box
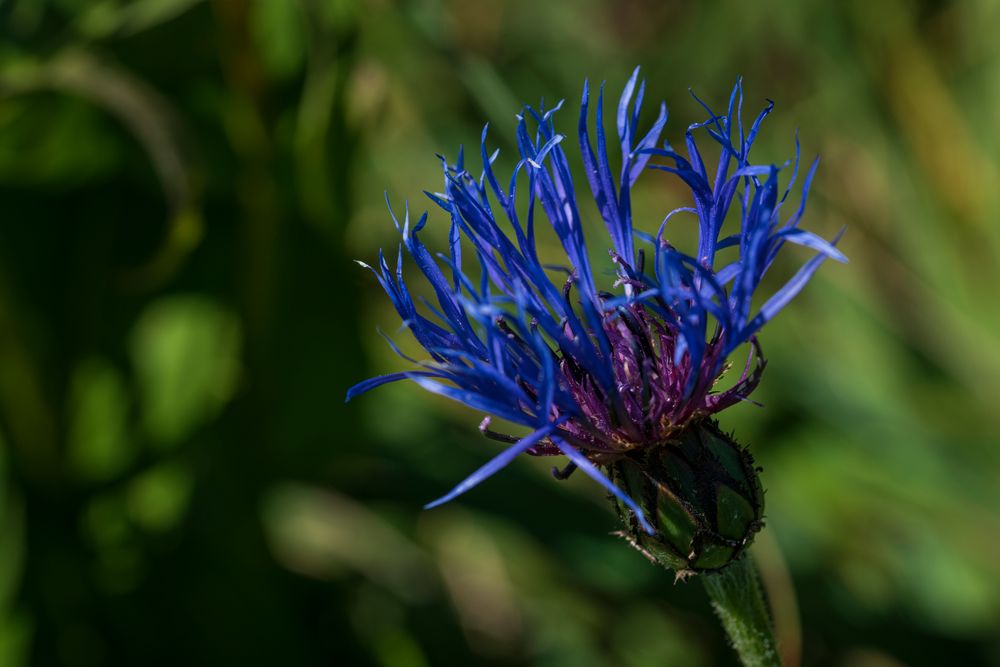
[552,436,655,534]
[775,228,848,263]
[424,422,561,509]
[744,227,847,337]
[411,375,534,426]
[346,371,434,403]
[616,66,641,141]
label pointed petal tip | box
[833,226,849,263]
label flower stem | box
[702,554,781,667]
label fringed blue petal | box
[552,436,655,534]
[743,227,847,339]
[425,422,562,509]
[346,371,437,403]
[580,68,668,268]
[411,375,536,427]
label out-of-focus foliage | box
[0,1,998,665]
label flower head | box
[348,68,845,533]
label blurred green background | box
[1,1,999,665]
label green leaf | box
[130,295,241,448]
[67,357,133,482]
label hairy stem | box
[702,555,781,667]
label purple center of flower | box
[503,295,764,461]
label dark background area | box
[1,1,999,665]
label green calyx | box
[609,419,764,576]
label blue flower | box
[348,68,846,532]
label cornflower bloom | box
[348,68,845,546]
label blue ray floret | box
[347,69,846,532]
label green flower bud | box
[608,419,764,577]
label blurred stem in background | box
[212,0,282,347]
[752,529,801,667]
